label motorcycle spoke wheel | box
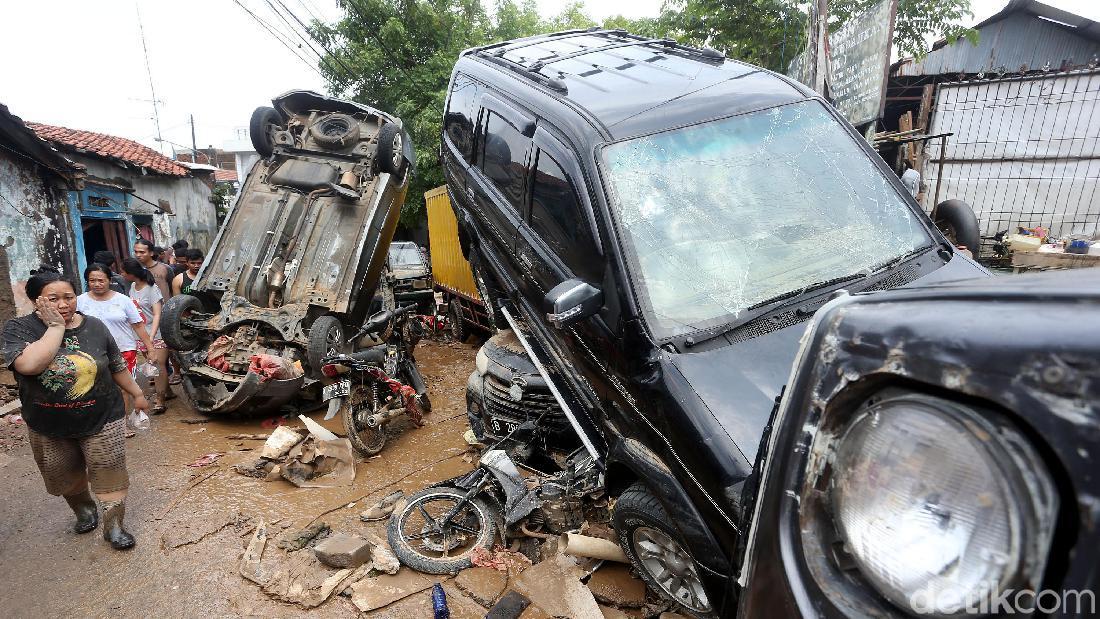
[342,386,386,455]
[387,486,498,574]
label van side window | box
[530,150,599,280]
[443,74,477,161]
[480,112,530,211]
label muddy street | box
[0,340,482,617]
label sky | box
[0,0,1096,155]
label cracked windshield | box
[603,100,933,339]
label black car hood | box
[665,252,988,462]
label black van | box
[440,30,985,616]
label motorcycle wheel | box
[387,485,498,575]
[341,386,386,456]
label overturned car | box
[161,91,415,415]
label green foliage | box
[310,0,972,226]
[829,0,975,60]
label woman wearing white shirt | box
[77,263,154,415]
[121,258,168,414]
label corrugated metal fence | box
[923,70,1100,255]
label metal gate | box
[923,70,1100,256]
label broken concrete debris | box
[360,490,405,521]
[454,566,508,607]
[349,569,435,612]
[260,426,304,460]
[313,533,372,568]
[586,563,647,608]
[513,552,603,618]
[234,422,355,487]
[275,522,329,552]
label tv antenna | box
[136,5,164,153]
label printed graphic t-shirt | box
[77,292,143,352]
[2,314,127,438]
[129,282,163,340]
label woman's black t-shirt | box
[2,313,127,438]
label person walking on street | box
[77,264,154,415]
[171,249,203,296]
[2,270,149,549]
[92,251,129,296]
[133,239,172,301]
[122,258,168,414]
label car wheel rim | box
[632,526,711,613]
[391,133,402,169]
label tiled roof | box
[214,168,237,182]
[27,122,189,177]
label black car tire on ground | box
[307,315,344,378]
[449,299,471,343]
[933,199,981,255]
[310,113,360,148]
[161,295,204,352]
[613,483,715,618]
[249,106,281,158]
[375,123,404,175]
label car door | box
[516,127,602,296]
[466,94,535,283]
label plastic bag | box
[135,362,158,396]
[127,409,150,432]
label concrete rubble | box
[313,533,372,568]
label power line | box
[340,0,417,83]
[232,0,327,79]
[265,0,358,87]
[271,0,360,85]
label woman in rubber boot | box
[1,271,150,550]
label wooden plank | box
[1011,251,1100,271]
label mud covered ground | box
[0,339,657,618]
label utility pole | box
[808,0,830,96]
[190,115,199,164]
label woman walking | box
[122,258,168,414]
[2,271,149,549]
[77,264,154,414]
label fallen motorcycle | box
[321,303,431,455]
[387,419,604,574]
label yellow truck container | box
[425,185,490,338]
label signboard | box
[786,0,896,127]
[829,0,897,126]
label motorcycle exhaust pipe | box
[364,407,406,427]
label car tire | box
[933,199,981,256]
[375,123,404,175]
[449,299,471,343]
[310,113,360,148]
[161,295,204,352]
[249,106,281,158]
[469,253,507,331]
[307,315,344,378]
[613,483,715,618]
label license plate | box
[322,380,351,401]
[489,416,519,436]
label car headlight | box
[826,393,1056,616]
[475,347,489,375]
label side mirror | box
[545,279,602,328]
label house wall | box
[70,156,218,252]
[0,150,74,317]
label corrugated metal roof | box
[893,0,1100,77]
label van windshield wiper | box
[680,272,869,349]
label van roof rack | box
[472,29,727,95]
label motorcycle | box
[320,303,431,455]
[387,419,605,574]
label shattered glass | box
[602,101,932,339]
